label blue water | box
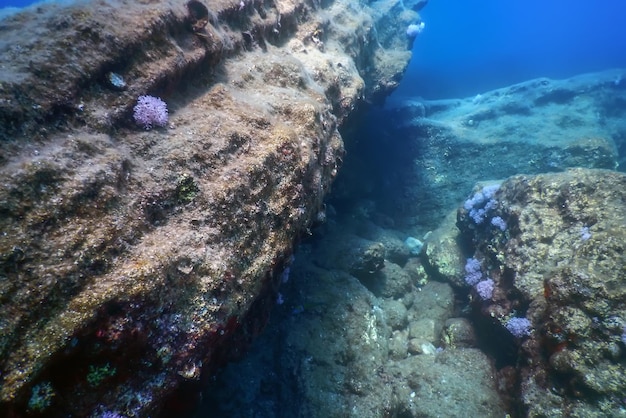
[0,0,36,7]
[395,0,626,99]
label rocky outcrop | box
[346,69,625,230]
[199,218,507,418]
[0,0,419,415]
[427,168,626,416]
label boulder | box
[456,168,626,416]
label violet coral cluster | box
[133,95,168,130]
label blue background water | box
[0,0,36,7]
[395,0,626,99]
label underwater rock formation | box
[199,216,508,418]
[352,69,625,230]
[188,67,626,416]
[0,0,417,415]
[429,168,626,416]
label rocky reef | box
[429,168,626,416]
[199,70,626,417]
[380,71,626,416]
[0,0,420,415]
[351,69,625,229]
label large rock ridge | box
[0,0,418,415]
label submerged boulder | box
[451,168,626,416]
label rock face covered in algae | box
[0,0,419,415]
[449,169,626,417]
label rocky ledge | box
[0,0,421,415]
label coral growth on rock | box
[455,169,626,416]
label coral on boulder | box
[454,168,626,416]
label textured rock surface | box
[429,168,626,417]
[194,68,626,417]
[198,217,507,417]
[345,69,625,231]
[0,0,418,415]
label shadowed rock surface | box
[0,0,420,415]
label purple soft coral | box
[476,279,494,300]
[464,184,501,224]
[464,257,482,285]
[506,317,532,338]
[133,95,168,130]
